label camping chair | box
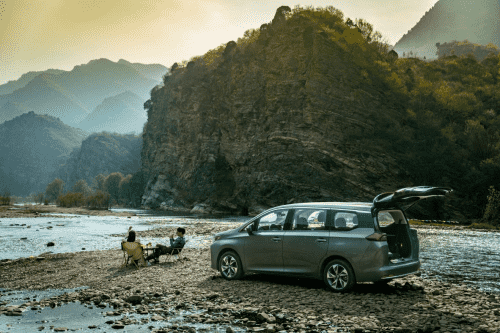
[164,241,188,263]
[121,241,147,269]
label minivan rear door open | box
[371,186,452,216]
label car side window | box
[255,209,289,231]
[333,212,359,230]
[291,209,327,231]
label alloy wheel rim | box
[327,264,349,290]
[221,255,238,278]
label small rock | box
[88,325,97,329]
[124,295,142,305]
[46,242,55,247]
[53,328,68,332]
[111,324,125,329]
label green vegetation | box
[57,191,110,209]
[0,191,11,206]
[44,169,147,209]
[481,186,500,226]
[437,40,500,62]
[467,222,499,230]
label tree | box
[72,179,91,196]
[119,174,133,204]
[45,178,65,203]
[91,174,107,193]
[104,172,124,203]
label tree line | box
[28,170,148,209]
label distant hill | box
[54,132,142,191]
[0,59,167,127]
[0,112,88,195]
[393,0,500,59]
[117,59,168,81]
[0,69,66,96]
[78,90,146,134]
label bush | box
[0,195,11,206]
[482,186,500,226]
[57,192,86,208]
[85,191,111,210]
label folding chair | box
[165,241,188,263]
[121,241,147,269]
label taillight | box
[366,233,387,241]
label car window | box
[291,209,327,230]
[256,209,289,231]
[333,212,359,229]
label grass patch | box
[466,222,499,230]
[408,219,461,227]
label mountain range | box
[0,59,167,133]
[393,0,500,59]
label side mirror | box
[246,225,254,235]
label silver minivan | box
[210,186,451,292]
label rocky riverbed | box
[1,222,499,332]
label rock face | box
[393,0,500,59]
[0,112,87,195]
[54,132,142,190]
[141,10,407,214]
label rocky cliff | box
[140,7,409,215]
[54,132,142,191]
[0,112,88,195]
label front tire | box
[323,259,355,292]
[218,251,243,280]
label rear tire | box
[218,251,243,280]
[323,259,356,292]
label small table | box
[142,246,159,260]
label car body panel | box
[282,229,329,275]
[243,230,284,272]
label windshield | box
[377,210,407,228]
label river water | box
[0,207,499,295]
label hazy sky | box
[0,0,439,85]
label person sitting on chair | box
[121,230,146,267]
[146,227,186,263]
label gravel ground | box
[1,223,499,333]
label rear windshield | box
[377,210,407,227]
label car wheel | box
[324,259,355,292]
[219,251,243,280]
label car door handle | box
[272,237,282,242]
[315,238,327,243]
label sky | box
[0,0,439,85]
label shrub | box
[85,191,110,210]
[0,195,11,206]
[57,192,85,208]
[482,186,500,226]
[46,178,65,202]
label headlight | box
[214,235,221,241]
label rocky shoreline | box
[0,204,138,218]
[1,227,499,333]
[1,210,499,332]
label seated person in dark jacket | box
[146,227,186,262]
